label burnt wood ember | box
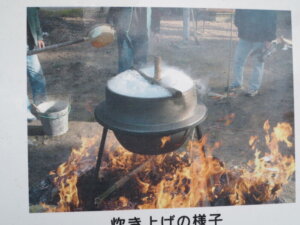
[29,174,58,205]
[29,150,289,211]
[30,142,290,211]
[29,121,294,212]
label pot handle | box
[27,38,87,56]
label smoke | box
[194,77,209,102]
[108,65,194,98]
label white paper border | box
[0,0,299,224]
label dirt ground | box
[28,8,295,204]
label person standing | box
[229,9,277,97]
[27,7,47,120]
[106,7,160,73]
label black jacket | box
[235,9,277,42]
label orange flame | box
[249,136,258,150]
[41,136,100,212]
[40,120,295,212]
[160,136,171,148]
[231,121,295,205]
[132,121,294,208]
[218,113,236,126]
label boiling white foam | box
[107,66,194,98]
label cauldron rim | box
[106,82,195,100]
[94,102,207,135]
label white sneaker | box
[27,110,37,122]
[225,86,244,96]
[246,90,258,97]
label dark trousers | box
[117,33,148,73]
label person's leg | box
[132,35,148,68]
[248,42,265,93]
[27,97,36,121]
[230,39,254,89]
[27,54,46,105]
[117,33,134,73]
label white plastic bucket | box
[37,100,70,136]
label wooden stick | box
[94,157,154,207]
[154,56,162,81]
[208,91,226,99]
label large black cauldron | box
[94,78,207,155]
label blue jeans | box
[27,53,46,106]
[117,33,148,73]
[231,39,265,91]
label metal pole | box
[183,8,190,41]
[195,125,202,140]
[94,127,108,180]
[226,13,234,98]
[191,9,200,45]
[194,125,206,158]
[27,38,87,55]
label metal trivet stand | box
[94,125,203,180]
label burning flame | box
[160,136,171,148]
[40,136,100,212]
[217,113,235,126]
[40,120,295,212]
[249,135,258,147]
